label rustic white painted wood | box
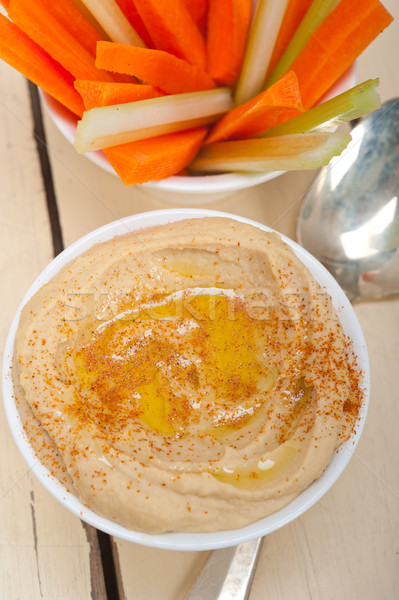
[1,0,398,597]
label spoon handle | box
[185,537,263,600]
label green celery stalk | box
[260,79,381,137]
[265,0,340,88]
[234,0,289,106]
[189,132,352,173]
[74,88,233,153]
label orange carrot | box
[0,0,9,9]
[266,0,313,78]
[0,15,84,116]
[133,0,207,69]
[181,0,208,31]
[206,0,252,86]
[74,80,164,110]
[114,0,153,47]
[96,42,216,94]
[290,0,393,109]
[205,71,303,144]
[37,0,104,58]
[9,0,115,82]
[104,127,208,185]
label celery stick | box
[234,0,289,106]
[80,0,146,46]
[266,0,340,88]
[74,88,233,153]
[189,132,351,173]
[260,79,381,137]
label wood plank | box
[0,61,104,600]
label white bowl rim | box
[2,208,370,551]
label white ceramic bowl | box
[2,209,369,550]
[41,65,356,202]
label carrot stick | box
[96,42,215,94]
[266,0,313,79]
[33,0,104,58]
[114,0,153,46]
[181,0,208,31]
[266,0,340,88]
[290,0,393,109]
[206,0,252,86]
[74,80,164,110]
[104,127,208,185]
[9,0,115,82]
[133,0,207,69]
[0,15,84,116]
[206,71,303,144]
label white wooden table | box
[1,3,398,598]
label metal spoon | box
[297,98,399,301]
[185,537,263,600]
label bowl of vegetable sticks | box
[41,89,288,203]
[0,0,393,200]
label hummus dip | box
[13,218,362,533]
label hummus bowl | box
[2,208,369,550]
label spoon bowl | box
[297,98,399,301]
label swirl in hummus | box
[13,218,363,533]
